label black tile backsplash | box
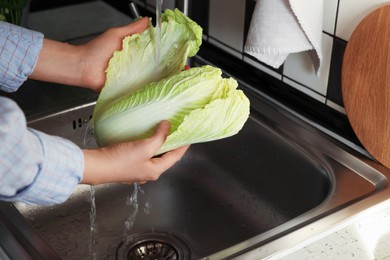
[190,0,353,114]
[327,37,347,106]
[190,0,209,35]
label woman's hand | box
[29,17,149,91]
[81,120,189,185]
[79,17,149,91]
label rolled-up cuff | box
[0,21,44,92]
[16,130,84,205]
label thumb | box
[146,120,171,153]
[117,17,149,37]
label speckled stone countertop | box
[280,200,390,260]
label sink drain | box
[116,232,191,260]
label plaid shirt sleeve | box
[0,21,43,92]
[0,98,84,205]
[0,23,84,205]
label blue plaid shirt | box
[0,22,84,205]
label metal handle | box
[129,2,141,19]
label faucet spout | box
[179,0,189,16]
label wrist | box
[81,149,108,185]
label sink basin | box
[1,84,390,260]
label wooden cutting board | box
[342,4,390,168]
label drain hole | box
[117,232,190,260]
[129,241,178,259]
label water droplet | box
[144,199,152,215]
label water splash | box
[123,184,143,244]
[144,198,152,215]
[83,122,97,149]
[155,0,163,65]
[89,185,97,260]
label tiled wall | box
[135,0,390,114]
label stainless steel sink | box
[2,84,390,260]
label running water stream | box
[86,1,163,257]
[89,186,97,260]
[123,184,142,241]
[122,0,161,244]
[156,0,163,64]
[83,124,99,259]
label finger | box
[117,17,149,37]
[151,145,190,171]
[145,120,171,154]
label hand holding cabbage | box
[92,9,250,155]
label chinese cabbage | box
[93,66,250,154]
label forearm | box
[29,39,86,87]
[28,17,149,91]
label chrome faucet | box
[129,0,189,18]
[178,0,189,16]
[129,2,140,18]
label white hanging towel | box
[244,0,323,76]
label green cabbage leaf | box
[93,66,250,154]
[94,8,202,115]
